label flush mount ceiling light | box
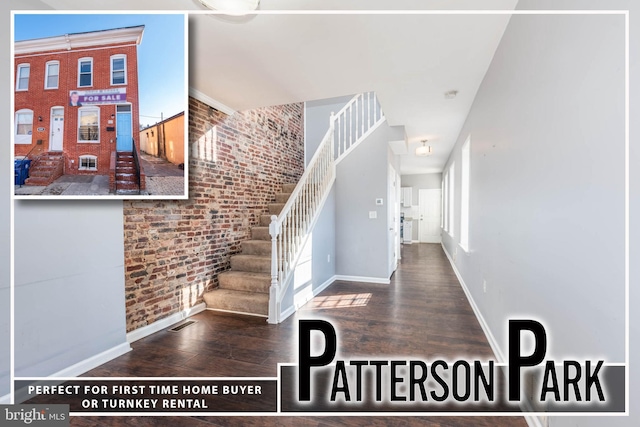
[415,140,432,157]
[198,0,260,14]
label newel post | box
[267,215,279,324]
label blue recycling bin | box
[14,159,32,186]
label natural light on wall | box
[192,126,217,162]
[460,136,470,251]
[448,162,455,237]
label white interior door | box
[49,107,64,151]
[418,189,442,243]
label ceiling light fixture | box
[198,0,260,14]
[415,140,432,157]
[444,90,458,99]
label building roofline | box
[15,25,145,55]
[140,111,185,131]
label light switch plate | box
[369,211,377,219]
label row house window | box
[15,55,127,91]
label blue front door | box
[116,105,132,151]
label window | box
[78,58,93,87]
[45,61,59,89]
[79,155,98,171]
[460,136,471,251]
[448,162,455,237]
[78,107,99,142]
[16,64,30,91]
[15,109,34,144]
[110,55,127,85]
[443,170,449,232]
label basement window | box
[78,155,97,171]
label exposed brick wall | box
[14,42,140,175]
[123,97,304,332]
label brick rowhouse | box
[123,97,305,332]
[14,26,143,175]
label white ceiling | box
[38,0,518,175]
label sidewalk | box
[15,175,110,196]
[14,153,185,197]
[139,152,185,196]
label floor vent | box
[168,320,196,332]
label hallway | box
[72,243,528,426]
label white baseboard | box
[334,275,390,285]
[13,341,132,404]
[440,243,505,362]
[0,392,12,404]
[441,243,547,427]
[127,302,207,343]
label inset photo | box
[12,12,188,199]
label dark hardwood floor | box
[73,243,528,426]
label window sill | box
[44,87,59,90]
[77,141,100,144]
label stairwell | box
[24,152,64,186]
[115,151,140,195]
[203,183,296,316]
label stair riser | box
[241,241,272,256]
[251,227,271,241]
[218,274,270,293]
[203,291,269,316]
[275,193,291,203]
[282,183,296,193]
[269,204,285,215]
[230,256,270,274]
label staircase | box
[203,183,297,316]
[115,152,140,195]
[24,152,64,186]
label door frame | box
[49,106,64,151]
[116,103,133,152]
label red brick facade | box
[14,27,142,175]
[123,97,304,332]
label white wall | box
[335,122,403,281]
[304,95,354,166]
[441,5,635,426]
[14,201,130,377]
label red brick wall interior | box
[123,97,304,332]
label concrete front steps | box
[24,152,64,186]
[203,183,296,317]
[115,152,140,195]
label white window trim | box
[78,57,93,88]
[44,60,59,90]
[110,54,127,86]
[78,106,100,143]
[448,162,455,238]
[16,64,30,91]
[460,136,471,252]
[78,155,98,171]
[15,109,34,145]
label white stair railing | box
[267,92,385,323]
